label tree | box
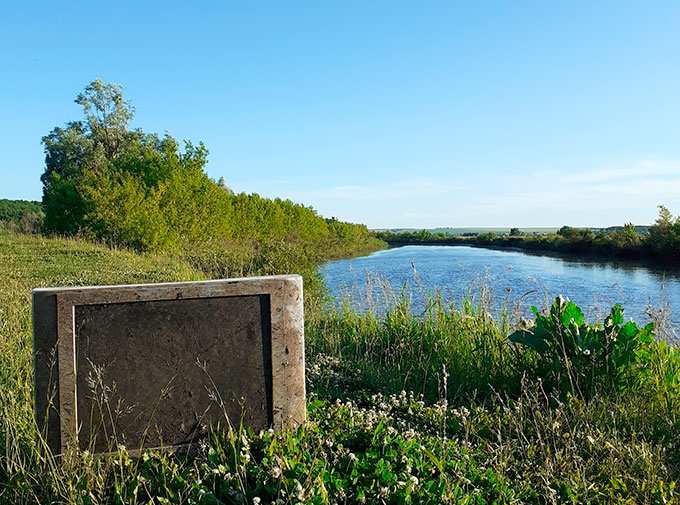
[621,222,641,247]
[38,79,382,278]
[41,80,140,233]
[557,225,577,239]
[75,79,135,159]
[648,205,680,254]
[217,176,233,194]
[654,205,674,230]
[509,227,523,236]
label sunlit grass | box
[0,230,678,503]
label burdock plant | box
[509,296,656,397]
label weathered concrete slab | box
[32,275,305,455]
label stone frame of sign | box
[32,275,305,455]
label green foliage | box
[0,232,679,503]
[510,297,656,397]
[379,206,680,264]
[0,200,42,222]
[0,200,43,233]
[649,205,680,255]
[39,80,384,303]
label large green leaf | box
[560,301,585,327]
[509,329,549,353]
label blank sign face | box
[33,276,306,455]
[74,295,272,452]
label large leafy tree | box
[41,80,141,233]
[40,80,231,249]
[38,80,381,282]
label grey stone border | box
[33,275,306,455]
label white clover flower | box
[271,466,282,479]
[409,475,419,486]
[253,498,261,505]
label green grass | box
[0,230,679,503]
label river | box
[320,245,680,334]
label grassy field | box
[1,230,679,504]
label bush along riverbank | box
[33,80,385,313]
[377,206,680,265]
[1,230,679,503]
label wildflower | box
[410,475,419,486]
[348,452,357,462]
[271,466,282,479]
[253,498,261,505]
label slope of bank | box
[1,230,678,503]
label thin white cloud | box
[558,160,680,185]
[462,160,680,226]
[229,160,680,228]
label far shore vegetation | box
[377,207,680,264]
[0,80,678,503]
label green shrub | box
[0,200,43,234]
[39,80,384,297]
[510,297,657,397]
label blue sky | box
[2,1,680,228]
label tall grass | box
[0,230,678,503]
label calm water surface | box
[321,245,680,331]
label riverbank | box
[376,209,680,266]
[380,233,680,266]
[2,231,679,502]
[321,243,680,338]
